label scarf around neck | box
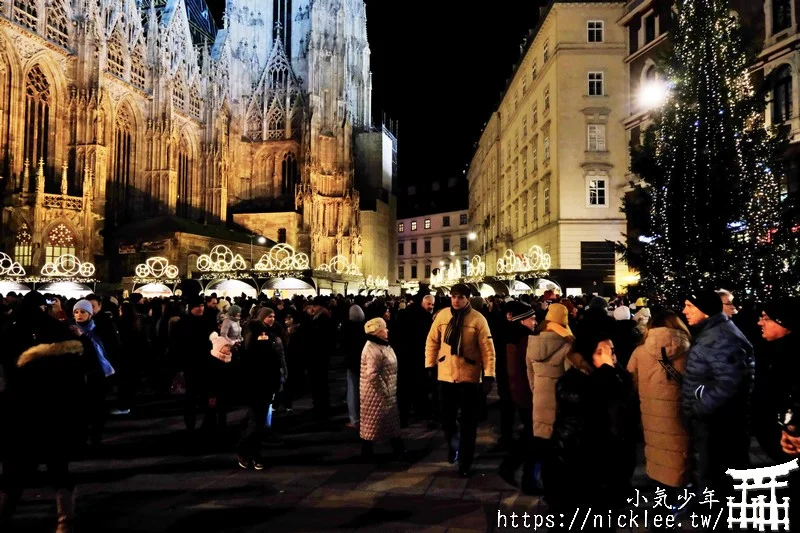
[445,303,472,356]
[366,334,390,346]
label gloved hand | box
[482,376,495,395]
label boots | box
[55,488,75,533]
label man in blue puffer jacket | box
[682,289,755,499]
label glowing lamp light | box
[257,236,267,245]
[638,235,655,244]
[639,80,670,111]
[468,232,477,241]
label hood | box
[528,331,573,363]
[641,327,690,361]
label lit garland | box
[41,254,95,277]
[431,261,461,286]
[315,255,361,276]
[636,0,791,303]
[466,255,486,277]
[254,244,310,272]
[0,252,26,276]
[365,275,389,290]
[134,257,179,279]
[496,246,551,274]
[197,245,247,272]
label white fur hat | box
[209,332,233,363]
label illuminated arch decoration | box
[254,244,310,273]
[135,257,180,279]
[197,245,247,272]
[315,255,361,276]
[41,254,95,277]
[431,261,461,286]
[466,255,486,277]
[365,275,389,290]
[0,253,26,276]
[496,246,552,274]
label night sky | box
[209,1,547,188]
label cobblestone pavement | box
[7,373,773,533]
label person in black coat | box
[306,296,335,418]
[342,304,366,427]
[0,291,91,532]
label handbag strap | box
[658,346,683,385]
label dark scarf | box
[366,334,390,346]
[445,303,472,356]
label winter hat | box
[228,304,242,316]
[209,332,233,363]
[187,295,204,309]
[364,317,387,335]
[763,298,800,333]
[349,304,365,322]
[545,303,570,329]
[470,296,485,310]
[613,305,632,321]
[588,296,608,310]
[217,299,231,314]
[257,307,275,321]
[74,299,94,316]
[507,301,535,322]
[450,283,472,297]
[687,289,723,317]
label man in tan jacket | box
[425,283,496,476]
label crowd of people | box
[0,283,799,531]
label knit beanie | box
[613,305,632,321]
[545,303,570,328]
[365,317,387,335]
[687,289,723,316]
[588,296,608,310]
[349,304,366,322]
[228,304,242,316]
[209,332,233,363]
[763,297,800,333]
[74,299,94,316]
[506,301,535,322]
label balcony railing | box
[43,193,84,211]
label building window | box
[645,14,656,44]
[543,39,550,62]
[460,236,468,250]
[411,221,417,231]
[543,178,551,215]
[544,86,550,111]
[532,139,538,171]
[273,0,293,57]
[14,224,32,266]
[522,76,527,95]
[588,175,608,206]
[282,153,298,197]
[443,215,450,227]
[277,228,287,243]
[773,64,793,123]
[111,105,134,224]
[543,135,551,162]
[443,238,450,252]
[398,266,404,279]
[532,182,539,223]
[23,66,51,187]
[398,222,404,232]
[411,265,418,278]
[461,262,467,276]
[522,192,528,229]
[47,1,70,49]
[774,0,792,34]
[588,72,604,96]
[177,135,193,218]
[532,102,538,125]
[532,59,538,80]
[13,0,38,31]
[424,240,431,253]
[522,116,528,138]
[460,214,468,225]
[398,242,404,255]
[424,264,431,278]
[45,223,76,264]
[587,124,607,152]
[424,218,431,229]
[411,241,417,254]
[588,21,604,43]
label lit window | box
[45,223,76,264]
[588,21,604,43]
[587,125,607,152]
[14,223,32,266]
[460,214,468,225]
[589,72,604,96]
[588,176,608,206]
[424,218,431,229]
[398,222,404,232]
[411,221,417,231]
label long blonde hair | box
[644,308,691,341]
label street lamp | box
[468,232,477,241]
[249,231,267,266]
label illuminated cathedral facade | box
[0,0,397,282]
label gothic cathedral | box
[0,0,395,281]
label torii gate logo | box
[727,459,799,530]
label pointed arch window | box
[272,0,293,58]
[189,85,202,118]
[131,47,146,90]
[13,0,37,32]
[107,30,125,79]
[14,223,32,266]
[773,64,793,124]
[24,66,51,176]
[111,107,134,225]
[177,135,193,218]
[281,152,298,197]
[45,223,76,264]
[266,104,286,140]
[173,78,185,111]
[46,1,70,49]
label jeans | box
[346,368,360,424]
[439,381,483,469]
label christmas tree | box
[629,0,793,305]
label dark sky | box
[210,1,547,187]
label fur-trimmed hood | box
[17,340,84,368]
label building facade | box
[0,0,395,283]
[396,209,470,284]
[468,0,635,295]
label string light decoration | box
[431,261,461,286]
[365,275,389,290]
[466,255,486,277]
[315,255,361,276]
[41,254,96,277]
[627,0,793,303]
[197,245,247,272]
[135,257,179,279]
[254,244,310,272]
[496,246,551,274]
[0,252,26,276]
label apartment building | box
[396,210,471,284]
